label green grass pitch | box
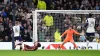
[0,50,100,56]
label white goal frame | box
[32,10,100,42]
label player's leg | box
[60,42,66,48]
[90,33,95,41]
[14,37,19,48]
[21,44,29,51]
[59,39,68,49]
[70,39,77,49]
[86,33,90,49]
[86,33,95,49]
[18,36,23,50]
[23,44,29,51]
[14,36,23,50]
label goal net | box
[33,10,100,42]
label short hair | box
[37,42,41,47]
[69,24,73,27]
[89,13,92,17]
[15,21,19,25]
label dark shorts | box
[14,36,22,41]
[86,33,95,37]
[86,33,95,42]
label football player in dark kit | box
[22,41,41,51]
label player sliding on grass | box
[22,41,41,51]
[59,25,80,49]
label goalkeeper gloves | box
[60,36,62,38]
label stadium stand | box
[52,0,100,10]
[0,0,33,42]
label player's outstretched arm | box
[61,30,67,38]
[73,30,80,35]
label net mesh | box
[35,10,100,42]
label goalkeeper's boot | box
[74,46,78,50]
[58,46,61,50]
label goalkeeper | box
[59,25,81,49]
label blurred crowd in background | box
[52,0,100,10]
[37,13,100,42]
[0,0,33,42]
[0,0,100,42]
[0,0,100,10]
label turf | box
[0,50,100,56]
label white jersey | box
[86,18,95,33]
[13,25,20,37]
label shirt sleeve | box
[73,30,80,35]
[61,30,67,37]
[86,19,88,23]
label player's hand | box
[60,36,62,38]
[80,33,83,36]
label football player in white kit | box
[86,14,95,42]
[13,21,23,50]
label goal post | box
[32,11,38,42]
[33,10,100,42]
[35,10,100,14]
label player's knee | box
[62,42,66,45]
[71,42,75,44]
[24,44,27,47]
